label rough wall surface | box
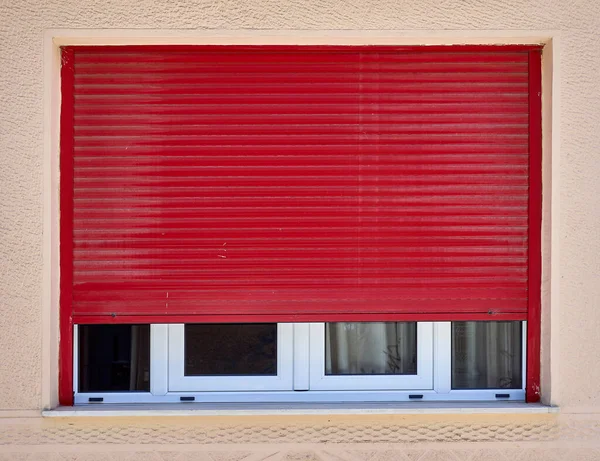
[1,0,600,458]
[1,414,600,460]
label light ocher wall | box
[1,413,600,460]
[1,0,600,458]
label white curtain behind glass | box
[325,322,417,375]
[451,321,522,389]
[129,325,150,390]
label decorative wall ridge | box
[0,418,564,445]
[2,417,600,459]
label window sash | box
[168,323,294,392]
[308,322,434,390]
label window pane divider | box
[433,322,451,394]
[72,325,79,395]
[293,323,310,391]
[151,324,169,396]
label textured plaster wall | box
[1,0,600,457]
[1,413,600,460]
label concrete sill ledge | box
[43,402,558,417]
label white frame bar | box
[522,320,528,387]
[72,325,79,395]
[167,323,294,392]
[73,389,525,405]
[433,322,452,394]
[308,322,434,391]
[293,323,310,391]
[151,324,169,396]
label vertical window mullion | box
[72,324,79,395]
[150,324,169,396]
[433,322,451,394]
[293,323,310,390]
[522,321,528,391]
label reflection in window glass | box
[78,324,150,392]
[452,321,522,389]
[184,324,277,376]
[325,322,417,375]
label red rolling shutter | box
[61,45,539,324]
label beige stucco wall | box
[1,0,600,458]
[2,413,600,460]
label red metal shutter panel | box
[62,45,536,323]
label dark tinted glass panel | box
[325,322,417,375]
[452,321,523,389]
[78,325,150,392]
[184,324,277,376]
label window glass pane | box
[325,322,417,375]
[452,321,523,389]
[184,324,277,376]
[78,325,150,392]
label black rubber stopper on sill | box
[408,394,424,399]
[180,396,196,402]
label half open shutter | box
[61,45,537,323]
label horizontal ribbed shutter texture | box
[64,46,533,323]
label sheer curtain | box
[129,325,151,390]
[325,322,417,375]
[451,321,522,389]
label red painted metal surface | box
[62,45,539,323]
[59,47,75,406]
[526,50,543,403]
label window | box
[77,324,150,393]
[60,45,542,405]
[168,323,294,392]
[73,321,525,403]
[309,322,432,391]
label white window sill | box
[43,401,558,417]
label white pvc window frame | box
[73,321,526,404]
[308,322,433,391]
[168,323,294,392]
[171,323,432,392]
